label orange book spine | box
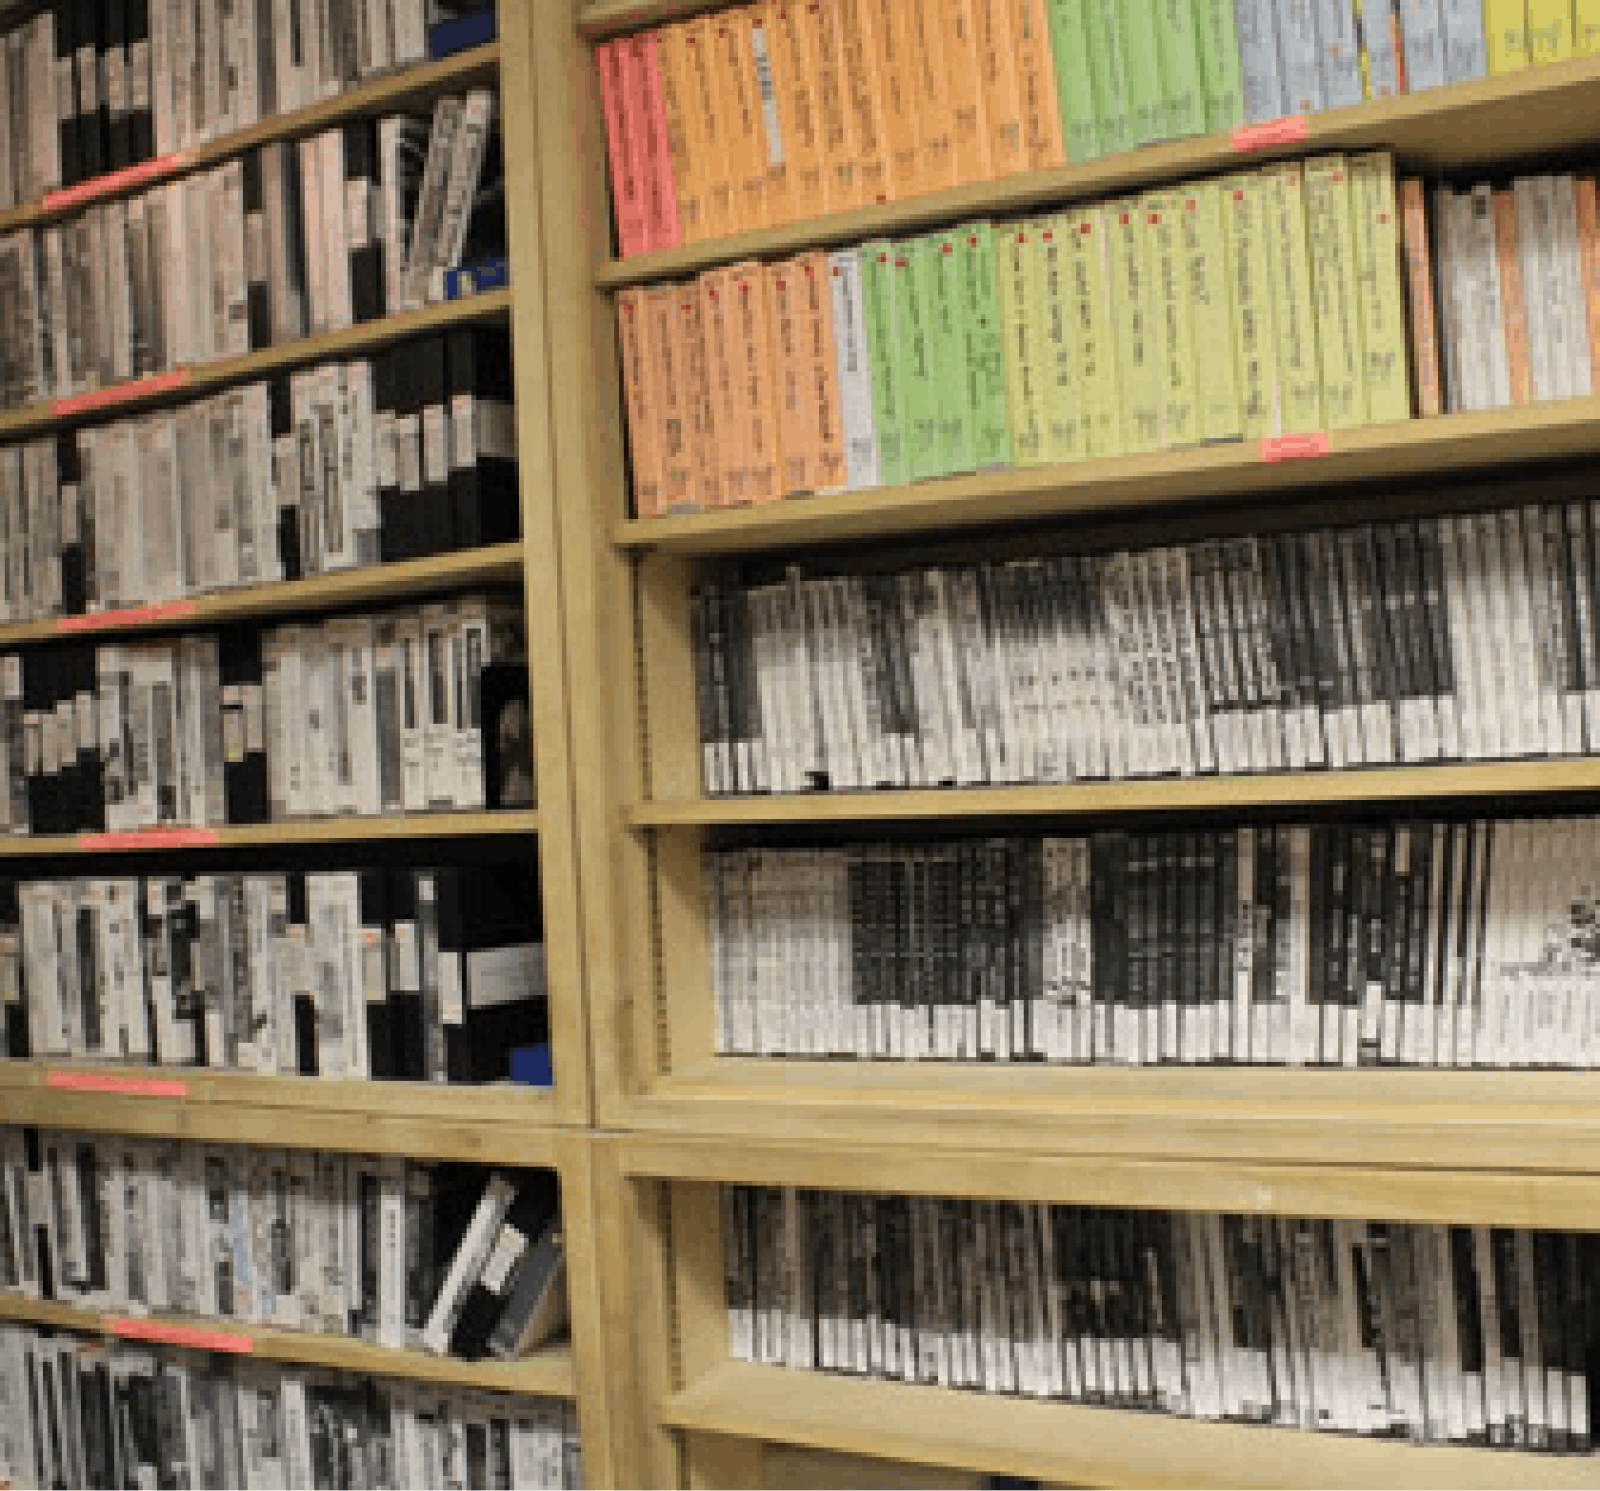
[772,3,825,220]
[770,258,816,494]
[713,8,767,233]
[676,281,719,507]
[596,40,647,258]
[619,38,661,252]
[1399,178,1441,418]
[909,0,957,194]
[654,25,703,244]
[1579,177,1600,392]
[683,17,735,239]
[801,250,848,492]
[750,5,792,226]
[731,262,785,502]
[872,0,921,202]
[806,0,856,213]
[645,284,694,509]
[1013,0,1065,171]
[832,0,894,208]
[943,0,993,186]
[1491,189,1531,406]
[702,269,750,504]
[974,0,1027,177]
[640,31,684,249]
[616,289,663,518]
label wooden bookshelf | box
[590,50,1600,285]
[0,287,511,442]
[662,1361,1600,1491]
[614,396,1600,557]
[0,1061,559,1163]
[0,543,525,648]
[0,1293,574,1396]
[0,42,500,237]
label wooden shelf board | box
[629,759,1600,828]
[594,55,1600,283]
[617,1131,1600,1229]
[0,1061,560,1162]
[0,289,511,443]
[0,543,525,648]
[664,1361,1600,1490]
[0,45,500,236]
[0,1293,573,1396]
[622,1062,1600,1173]
[615,399,1600,556]
[0,808,540,859]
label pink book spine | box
[640,32,683,251]
[621,37,660,254]
[597,39,646,259]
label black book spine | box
[345,120,384,324]
[126,0,152,163]
[416,335,452,556]
[56,0,80,190]
[242,150,271,351]
[75,644,100,833]
[104,0,128,172]
[269,376,302,580]
[75,0,104,181]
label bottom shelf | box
[0,1292,574,1397]
[663,1361,1599,1490]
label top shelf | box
[0,43,499,237]
[593,52,1600,289]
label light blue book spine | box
[1361,0,1404,96]
[1234,0,1287,119]
[1439,0,1489,79]
[1277,0,1327,114]
[1314,0,1365,104]
[1398,0,1447,87]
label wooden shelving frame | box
[531,0,1600,1485]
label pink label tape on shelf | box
[53,368,190,418]
[1230,115,1309,151]
[109,1318,253,1354]
[1259,431,1331,461]
[58,601,197,633]
[77,828,220,851]
[47,1071,190,1097]
[43,153,189,212]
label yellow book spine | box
[1038,218,1085,463]
[1183,181,1243,443]
[1484,0,1531,70]
[1350,153,1413,425]
[1578,0,1600,52]
[1526,0,1574,60]
[1304,155,1364,431]
[1111,199,1162,455]
[1145,189,1199,450]
[1264,163,1323,433]
[1223,171,1282,438]
[997,221,1046,465]
[1064,206,1123,458]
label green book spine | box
[998,221,1046,466]
[1195,0,1245,130]
[1185,180,1244,442]
[1110,200,1162,453]
[861,240,907,486]
[1265,163,1324,433]
[1083,0,1134,155]
[1046,0,1104,161]
[929,230,975,475]
[1304,155,1365,430]
[1065,206,1123,458]
[958,220,1013,471]
[1350,153,1411,425]
[897,238,942,483]
[1119,0,1168,145]
[1224,171,1282,437]
[1155,0,1209,138]
[1147,190,1200,447]
[1039,218,1086,462]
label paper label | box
[78,828,220,851]
[109,1317,253,1353]
[48,1071,189,1097]
[1259,431,1330,460]
[44,153,189,212]
[53,369,190,418]
[480,1224,527,1295]
[1230,115,1309,150]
